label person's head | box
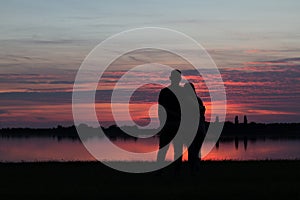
[184,82,196,95]
[169,69,181,85]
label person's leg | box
[157,144,169,163]
[188,141,197,173]
[157,134,170,163]
[194,143,201,171]
[173,140,183,174]
[193,131,205,171]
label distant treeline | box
[0,124,157,140]
[220,121,300,137]
[0,121,299,140]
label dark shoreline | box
[1,160,300,199]
[1,122,300,141]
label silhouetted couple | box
[157,69,206,173]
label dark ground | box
[0,160,299,200]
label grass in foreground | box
[0,160,299,199]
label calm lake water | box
[0,137,299,162]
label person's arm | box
[198,97,206,113]
[158,90,166,125]
[158,88,181,122]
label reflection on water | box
[0,137,95,162]
[0,136,300,162]
[206,138,300,160]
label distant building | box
[235,116,239,125]
[244,115,248,125]
[215,116,219,123]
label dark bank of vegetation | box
[0,124,156,140]
[217,121,300,139]
[0,119,299,141]
[0,160,299,199]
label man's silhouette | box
[157,69,184,168]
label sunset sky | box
[0,0,299,128]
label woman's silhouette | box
[183,82,206,172]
